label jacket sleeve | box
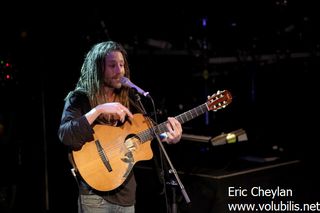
[58,92,94,151]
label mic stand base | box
[166,179,178,213]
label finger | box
[170,117,182,133]
[166,118,182,143]
[167,117,180,133]
[120,115,125,123]
[166,121,174,133]
[166,132,178,144]
[116,108,132,123]
[123,108,133,119]
[117,104,133,119]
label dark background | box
[0,1,319,212]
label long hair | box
[69,41,131,108]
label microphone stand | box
[134,93,191,212]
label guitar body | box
[71,90,232,192]
[72,113,153,191]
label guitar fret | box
[132,92,230,145]
[176,103,207,124]
[158,123,167,133]
[137,129,152,142]
[137,103,209,144]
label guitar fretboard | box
[137,103,208,143]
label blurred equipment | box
[181,134,211,143]
[181,128,248,146]
[210,128,248,146]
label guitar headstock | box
[206,90,232,112]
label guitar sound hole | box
[124,135,140,152]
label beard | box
[104,76,122,89]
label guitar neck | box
[137,103,208,142]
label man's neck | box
[104,87,115,102]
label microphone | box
[120,77,150,98]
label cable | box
[69,154,83,213]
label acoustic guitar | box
[72,90,232,191]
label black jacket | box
[58,91,138,206]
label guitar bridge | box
[95,140,112,172]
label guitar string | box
[95,91,230,157]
